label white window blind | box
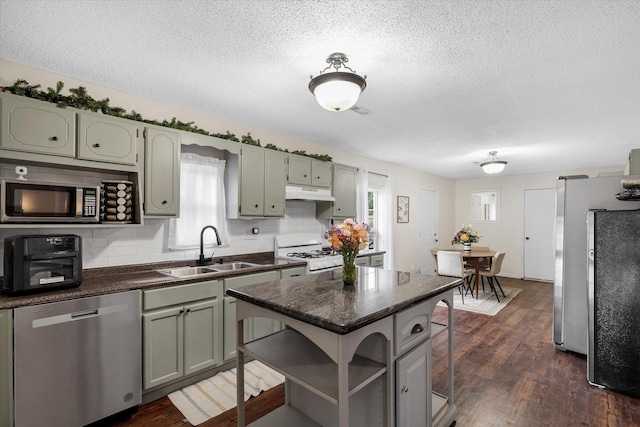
[168,153,229,250]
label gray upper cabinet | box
[264,150,287,216]
[317,163,357,219]
[287,154,332,188]
[288,154,312,185]
[0,91,76,157]
[144,126,180,216]
[77,111,138,165]
[239,144,265,216]
[311,159,332,187]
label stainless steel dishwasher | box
[13,290,141,427]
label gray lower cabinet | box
[355,256,370,266]
[223,270,280,362]
[356,253,385,268]
[0,91,76,157]
[77,111,139,165]
[280,266,306,278]
[0,309,13,427]
[142,280,222,390]
[396,339,432,427]
[144,126,180,216]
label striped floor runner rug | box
[168,360,284,425]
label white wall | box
[0,59,456,273]
[454,167,622,278]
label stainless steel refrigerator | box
[554,175,640,355]
[587,209,640,397]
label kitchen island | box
[227,266,461,427]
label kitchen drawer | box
[370,254,384,268]
[281,266,306,278]
[144,280,220,311]
[223,271,278,292]
[394,299,431,356]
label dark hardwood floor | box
[110,277,640,426]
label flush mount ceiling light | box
[480,151,508,174]
[309,52,367,112]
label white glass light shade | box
[309,72,366,112]
[480,161,507,174]
[314,80,362,111]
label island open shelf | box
[228,267,461,427]
[240,328,387,404]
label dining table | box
[447,248,496,299]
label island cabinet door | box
[143,306,184,390]
[183,299,221,376]
[396,339,432,427]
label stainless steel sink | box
[157,266,219,278]
[210,262,260,271]
[157,262,262,278]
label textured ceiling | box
[1,0,639,179]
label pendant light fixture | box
[480,151,508,174]
[309,53,367,112]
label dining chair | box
[464,246,491,291]
[436,251,475,303]
[479,251,506,301]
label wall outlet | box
[252,227,259,235]
[244,228,258,240]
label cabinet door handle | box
[304,174,307,177]
[50,136,58,141]
[186,308,191,313]
[411,323,424,334]
[401,386,409,393]
[161,200,168,205]
[271,205,275,209]
[255,204,259,208]
[179,309,184,314]
[93,143,101,148]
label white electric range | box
[274,232,343,274]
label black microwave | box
[1,178,99,223]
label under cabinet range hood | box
[285,185,335,202]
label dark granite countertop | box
[0,252,307,310]
[227,267,461,335]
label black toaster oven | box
[3,234,83,294]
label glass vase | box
[342,248,358,285]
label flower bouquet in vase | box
[325,219,370,285]
[451,224,480,252]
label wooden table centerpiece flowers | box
[451,224,480,252]
[325,219,370,285]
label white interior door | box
[418,189,438,275]
[524,188,556,281]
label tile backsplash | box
[0,163,329,273]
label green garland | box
[1,79,332,162]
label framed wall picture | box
[397,195,409,223]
